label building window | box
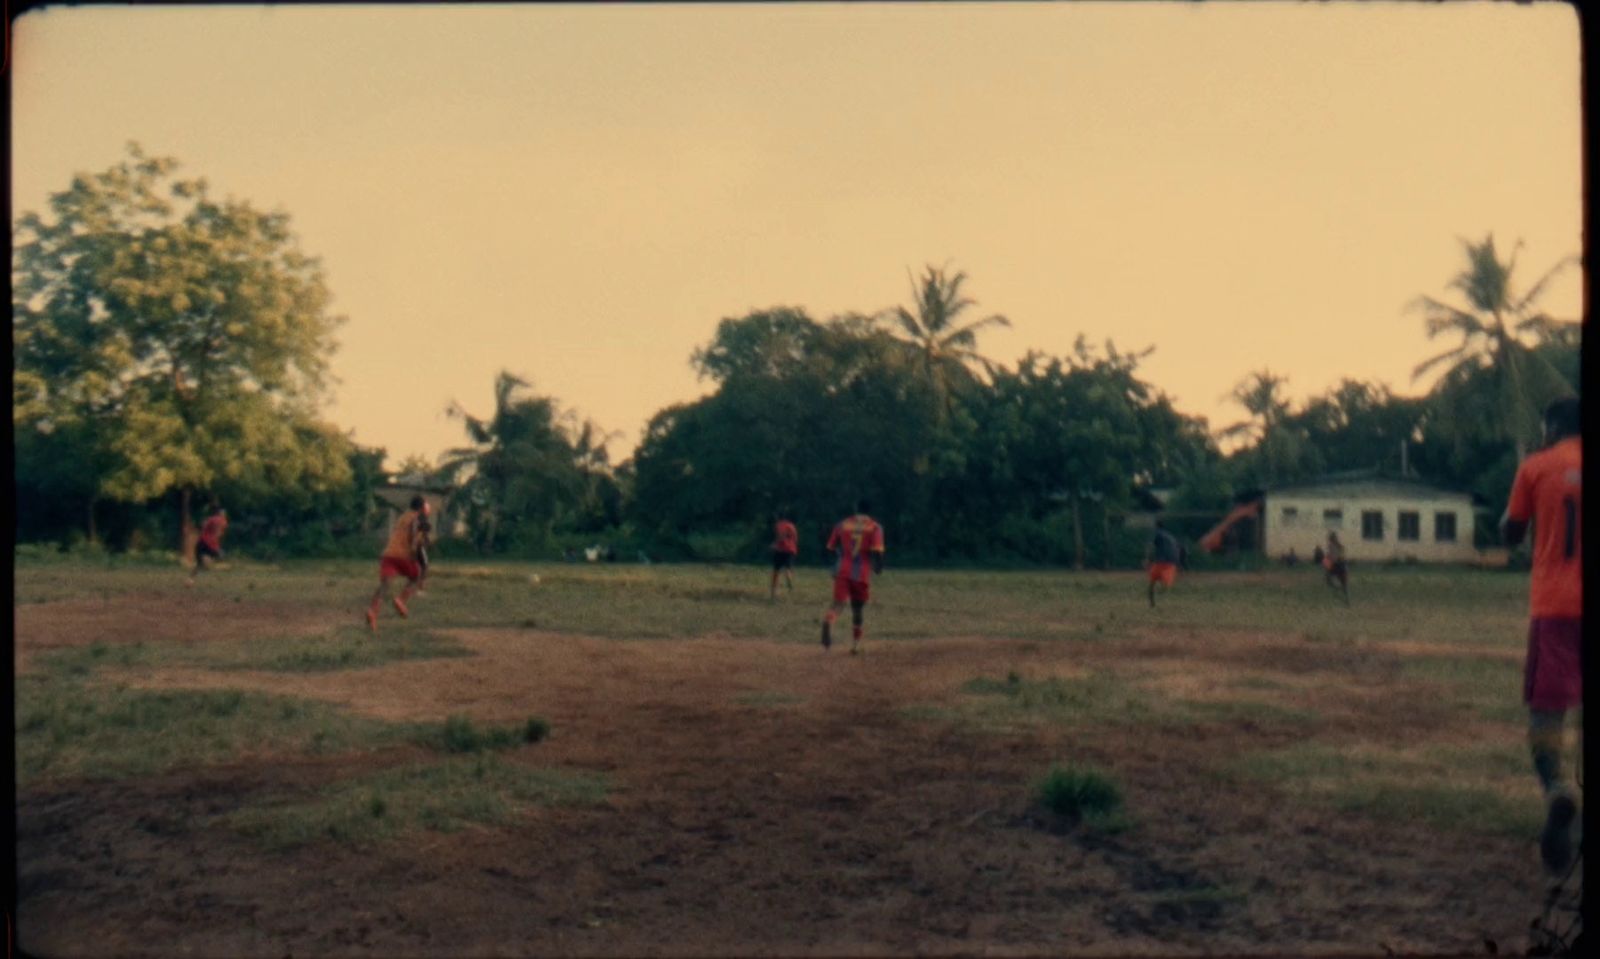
[1323,508,1343,529]
[1398,511,1420,541]
[1435,512,1457,543]
[1361,510,1384,541]
[1281,506,1299,526]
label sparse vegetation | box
[225,755,607,849]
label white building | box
[1262,475,1479,564]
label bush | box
[1035,764,1124,821]
[436,714,550,753]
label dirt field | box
[13,571,1557,957]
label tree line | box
[12,146,1581,566]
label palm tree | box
[1220,370,1305,485]
[1410,234,1578,459]
[881,264,1011,411]
[439,371,591,553]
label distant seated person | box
[1284,548,1299,567]
[1312,545,1325,566]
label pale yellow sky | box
[11,2,1584,469]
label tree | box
[881,264,1010,413]
[1219,369,1310,487]
[12,143,351,548]
[439,371,611,553]
[1409,233,1578,459]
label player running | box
[821,500,885,655]
[1322,531,1350,604]
[1501,397,1582,875]
[187,505,228,585]
[1144,520,1181,607]
[415,502,434,594]
[367,495,428,632]
[770,511,799,600]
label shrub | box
[1035,763,1124,821]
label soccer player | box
[770,512,799,600]
[367,495,427,632]
[1322,531,1350,604]
[414,501,434,594]
[821,500,885,655]
[1501,396,1582,875]
[187,505,228,585]
[1145,520,1181,607]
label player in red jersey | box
[367,496,427,633]
[821,500,885,655]
[770,512,799,600]
[187,505,228,585]
[1502,396,1582,874]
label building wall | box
[373,487,466,539]
[1263,491,1478,563]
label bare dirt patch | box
[16,610,1549,957]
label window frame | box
[1397,510,1421,542]
[1361,510,1385,541]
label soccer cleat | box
[849,645,861,656]
[392,597,409,619]
[820,620,832,650]
[1540,790,1577,875]
[365,608,378,632]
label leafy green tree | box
[1290,380,1425,477]
[12,143,351,548]
[1409,233,1578,459]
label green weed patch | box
[225,754,607,849]
[14,678,415,786]
[1228,742,1541,838]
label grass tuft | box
[431,714,551,753]
[1035,763,1126,831]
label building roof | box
[1262,468,1478,503]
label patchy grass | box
[947,671,1317,733]
[15,675,554,787]
[13,558,1535,648]
[733,692,804,708]
[1400,655,1525,724]
[225,754,607,849]
[957,672,1167,729]
[1226,741,1542,838]
[31,628,473,677]
[13,678,419,786]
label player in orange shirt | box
[769,512,799,600]
[1501,396,1582,874]
[187,505,228,586]
[821,500,885,655]
[367,496,428,633]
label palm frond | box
[1411,345,1472,383]
[890,306,925,341]
[1512,254,1579,315]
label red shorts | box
[832,576,870,604]
[379,555,421,583]
[1148,562,1177,587]
[1524,617,1582,711]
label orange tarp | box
[1198,499,1261,553]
